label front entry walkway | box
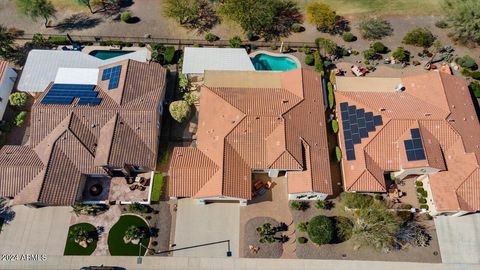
[173,198,240,258]
[240,175,296,259]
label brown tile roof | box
[0,60,166,205]
[335,72,480,212]
[169,68,333,200]
[0,61,9,80]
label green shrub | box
[331,119,339,133]
[392,47,409,62]
[435,20,448,29]
[469,81,480,98]
[8,92,29,107]
[291,23,303,33]
[457,55,478,70]
[304,54,314,66]
[183,92,199,106]
[14,111,27,127]
[169,100,191,123]
[205,33,218,42]
[362,48,377,60]
[374,194,383,201]
[397,211,414,223]
[371,42,388,53]
[342,32,356,42]
[416,181,423,187]
[313,51,324,75]
[417,187,425,193]
[419,198,427,204]
[297,236,308,244]
[420,204,429,210]
[228,36,242,48]
[307,215,334,245]
[327,82,334,109]
[472,71,480,80]
[128,202,149,214]
[340,192,374,209]
[47,36,68,45]
[421,190,428,198]
[297,222,308,232]
[163,47,176,64]
[120,11,132,23]
[333,216,353,242]
[335,146,342,162]
[290,201,310,211]
[151,173,164,202]
[402,28,435,47]
[138,42,146,47]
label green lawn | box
[295,0,443,16]
[151,173,164,202]
[108,215,150,256]
[64,223,98,256]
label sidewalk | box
[0,256,478,270]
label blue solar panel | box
[78,97,102,105]
[411,128,420,139]
[101,65,122,89]
[41,83,102,106]
[346,150,356,161]
[404,128,426,161]
[340,102,386,161]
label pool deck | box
[249,50,301,69]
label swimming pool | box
[89,50,134,60]
[251,53,298,71]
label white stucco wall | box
[0,66,17,120]
[393,166,440,180]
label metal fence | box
[15,33,317,48]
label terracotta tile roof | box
[0,61,9,80]
[0,60,166,205]
[335,72,480,212]
[169,68,333,200]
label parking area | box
[173,199,240,258]
[0,205,71,255]
[435,214,480,264]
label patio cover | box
[182,47,255,75]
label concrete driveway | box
[0,205,71,255]
[173,199,240,258]
[435,214,480,264]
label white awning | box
[182,47,255,75]
[54,68,99,85]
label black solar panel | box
[340,102,385,161]
[404,128,426,161]
[101,65,122,90]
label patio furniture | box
[266,180,274,189]
[253,180,264,191]
[139,177,146,185]
[129,185,136,191]
[139,186,146,191]
[256,186,267,196]
[134,176,142,183]
[126,177,134,185]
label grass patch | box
[151,173,164,202]
[50,0,84,11]
[108,215,150,256]
[157,143,171,167]
[294,0,442,16]
[64,223,98,256]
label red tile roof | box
[169,68,333,200]
[0,60,166,205]
[336,72,480,212]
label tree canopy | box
[163,0,218,33]
[9,92,29,107]
[0,25,14,59]
[307,215,334,245]
[169,100,192,123]
[358,18,393,40]
[16,0,56,27]
[306,2,336,33]
[443,0,480,46]
[219,0,302,40]
[402,27,435,48]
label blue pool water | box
[251,53,298,71]
[89,50,134,60]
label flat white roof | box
[54,68,99,85]
[182,47,255,75]
[18,49,149,92]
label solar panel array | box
[102,65,122,90]
[404,128,426,161]
[41,84,102,106]
[340,102,384,161]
